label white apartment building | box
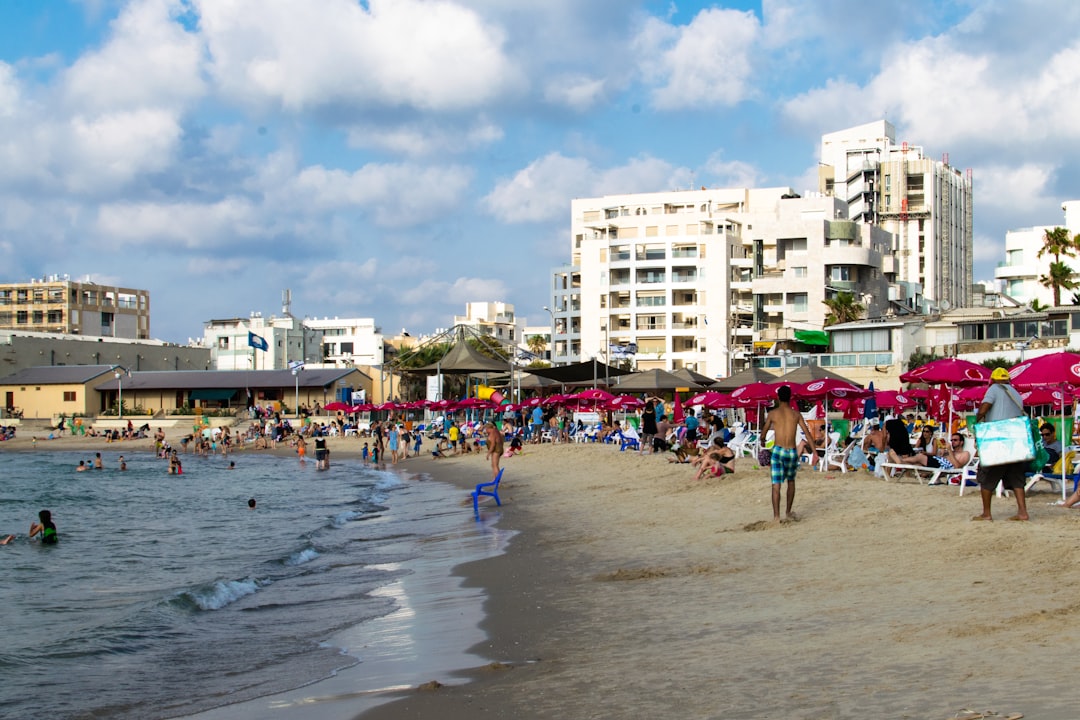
[739,194,893,347]
[303,317,385,368]
[203,313,316,371]
[571,187,795,378]
[453,302,522,347]
[819,120,974,310]
[994,200,1080,306]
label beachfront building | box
[571,187,798,378]
[739,194,894,353]
[303,317,385,368]
[993,200,1080,306]
[548,267,581,365]
[203,313,318,371]
[0,275,150,339]
[818,120,974,311]
[453,302,523,348]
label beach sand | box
[9,430,1080,719]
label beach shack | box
[0,364,117,420]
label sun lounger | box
[878,461,963,485]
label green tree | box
[1037,226,1079,306]
[822,291,864,326]
[906,350,942,373]
[526,334,548,358]
[1040,260,1077,307]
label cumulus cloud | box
[483,153,687,224]
[63,0,204,113]
[702,152,765,189]
[543,74,607,112]
[95,196,262,249]
[195,0,520,113]
[345,118,504,157]
[398,276,509,307]
[635,7,761,110]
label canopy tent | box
[525,360,633,385]
[669,367,716,386]
[414,337,510,375]
[776,364,861,386]
[612,368,704,392]
[517,373,563,390]
[709,366,779,392]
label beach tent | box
[776,364,861,387]
[669,367,716,387]
[709,366,779,393]
[414,338,510,375]
[613,368,704,392]
[525,360,633,386]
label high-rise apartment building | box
[818,120,974,309]
[570,188,797,377]
[0,275,150,338]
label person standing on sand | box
[972,367,1030,522]
[761,385,816,523]
[484,422,503,478]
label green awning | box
[793,330,830,346]
[189,388,238,401]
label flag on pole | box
[248,332,269,351]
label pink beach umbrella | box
[729,382,782,403]
[874,390,917,411]
[607,395,644,410]
[687,390,725,407]
[1008,351,1080,388]
[792,379,868,399]
[572,388,616,403]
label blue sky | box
[2,0,1079,343]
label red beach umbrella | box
[899,358,990,386]
[793,378,868,399]
[687,391,725,407]
[607,395,644,410]
[572,389,616,403]
[729,382,782,404]
[1008,351,1080,388]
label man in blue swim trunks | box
[761,385,816,523]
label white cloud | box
[0,63,18,117]
[543,74,607,112]
[66,109,183,191]
[63,0,204,113]
[635,7,761,110]
[702,152,765,189]
[483,153,687,223]
[398,276,509,306]
[346,118,504,157]
[95,196,262,248]
[195,0,520,113]
[289,162,473,227]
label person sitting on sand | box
[431,438,449,459]
[693,438,736,479]
[884,417,924,466]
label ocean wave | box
[285,547,320,566]
[173,578,263,611]
[329,510,360,528]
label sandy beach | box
[8,428,1079,719]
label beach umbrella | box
[1008,352,1080,444]
[324,401,351,412]
[672,392,685,423]
[863,381,878,420]
[571,388,616,403]
[792,378,869,399]
[607,395,644,410]
[729,382,781,404]
[899,358,990,386]
[874,390,917,410]
[1020,386,1076,408]
[455,397,496,409]
[687,390,726,407]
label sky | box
[2,0,1080,344]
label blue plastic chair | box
[472,468,504,514]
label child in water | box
[29,509,57,544]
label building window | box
[16,311,27,324]
[47,310,63,324]
[793,267,807,278]
[340,342,354,354]
[792,293,808,312]
[32,311,44,323]
[218,337,229,349]
[832,329,890,352]
[63,391,76,402]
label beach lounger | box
[878,460,962,485]
[1024,448,1079,502]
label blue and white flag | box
[248,331,269,351]
[288,359,305,371]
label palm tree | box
[822,291,864,326]
[526,334,548,358]
[1037,227,1079,306]
[1040,260,1078,307]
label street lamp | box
[292,365,302,418]
[778,349,793,374]
[543,306,560,364]
[113,366,128,419]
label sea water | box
[0,449,509,719]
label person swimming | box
[29,509,57,544]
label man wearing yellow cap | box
[973,367,1029,521]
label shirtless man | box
[761,385,816,522]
